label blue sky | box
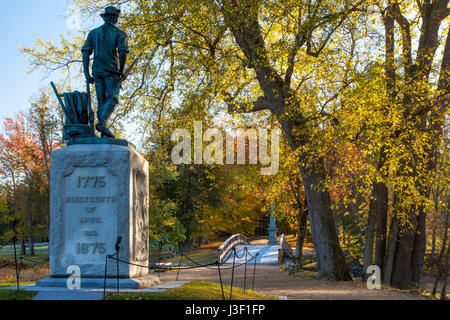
[0,1,76,121]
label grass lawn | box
[0,242,49,257]
[301,255,318,269]
[106,281,278,300]
[0,253,49,268]
[0,281,36,287]
[286,268,318,279]
[0,289,37,300]
[150,249,219,267]
[0,282,37,300]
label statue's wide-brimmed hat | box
[100,6,121,17]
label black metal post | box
[243,247,248,293]
[18,257,23,293]
[230,247,236,300]
[176,252,183,281]
[252,253,258,290]
[116,251,119,295]
[157,241,162,278]
[13,237,19,292]
[114,236,122,295]
[217,262,225,301]
[103,255,109,300]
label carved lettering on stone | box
[64,167,117,264]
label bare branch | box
[220,0,286,114]
[285,6,307,86]
[318,80,352,113]
[305,1,365,58]
[391,1,413,77]
[436,29,450,114]
[225,95,270,114]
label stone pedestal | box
[37,141,159,289]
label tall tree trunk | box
[374,7,394,281]
[296,205,308,268]
[28,238,35,256]
[21,239,26,255]
[432,227,437,256]
[364,177,388,282]
[363,147,388,280]
[363,190,377,281]
[383,197,399,285]
[288,174,309,268]
[375,182,389,270]
[440,242,448,300]
[27,199,35,256]
[299,161,352,281]
[411,207,426,283]
[431,188,441,256]
[391,206,417,289]
[432,207,449,296]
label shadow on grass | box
[106,281,278,300]
[0,286,37,300]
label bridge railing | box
[217,234,250,263]
[278,234,294,264]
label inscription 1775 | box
[77,176,106,188]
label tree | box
[146,141,187,248]
[27,91,61,180]
[368,0,450,289]
[0,114,49,254]
[26,91,61,237]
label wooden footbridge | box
[217,234,293,265]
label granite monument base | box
[36,275,160,289]
[37,141,154,288]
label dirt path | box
[159,265,430,300]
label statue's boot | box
[96,101,115,138]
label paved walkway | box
[160,265,430,300]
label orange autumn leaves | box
[0,114,48,182]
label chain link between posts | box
[102,240,259,300]
[0,237,50,293]
[0,237,260,299]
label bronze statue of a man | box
[82,6,129,138]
